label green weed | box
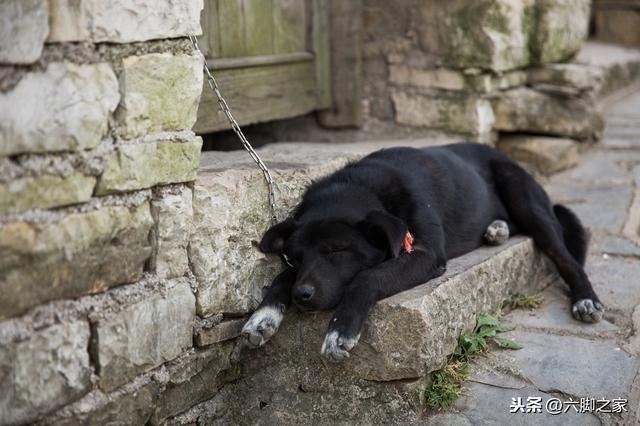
[508,292,545,310]
[424,313,522,411]
[424,362,469,411]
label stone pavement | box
[425,90,640,425]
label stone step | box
[175,239,557,424]
[575,41,640,99]
[185,141,559,423]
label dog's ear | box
[259,218,297,254]
[359,211,407,258]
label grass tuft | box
[424,362,469,411]
[509,292,545,310]
[424,312,522,411]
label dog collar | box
[402,231,414,253]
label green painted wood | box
[194,60,318,133]
[318,0,363,128]
[199,0,220,58]
[197,0,333,132]
[243,0,275,56]
[273,0,307,54]
[312,0,331,109]
[219,0,245,58]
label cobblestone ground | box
[425,90,640,426]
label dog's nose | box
[294,284,315,302]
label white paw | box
[321,330,360,361]
[572,299,604,323]
[484,220,509,245]
[241,305,284,347]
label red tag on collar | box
[402,231,414,253]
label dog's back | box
[301,143,511,257]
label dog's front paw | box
[321,330,360,361]
[572,298,604,323]
[241,305,284,347]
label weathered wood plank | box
[273,0,307,53]
[242,0,275,55]
[195,60,318,133]
[199,0,221,58]
[219,0,245,57]
[210,52,313,70]
[312,0,331,109]
[318,0,363,128]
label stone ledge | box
[190,140,450,317]
[179,238,559,424]
[0,0,48,64]
[256,238,555,381]
[48,0,203,44]
[576,41,640,98]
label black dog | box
[242,143,604,360]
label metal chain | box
[189,35,278,225]
[189,35,294,268]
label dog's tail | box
[553,204,589,266]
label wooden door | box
[195,0,331,133]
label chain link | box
[189,35,278,225]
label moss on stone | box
[96,136,202,195]
[0,172,96,215]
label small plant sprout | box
[424,312,522,411]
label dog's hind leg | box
[491,160,604,323]
[484,220,510,245]
[242,267,295,347]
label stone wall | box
[0,1,211,424]
[2,2,640,425]
[361,0,604,151]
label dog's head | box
[259,211,407,310]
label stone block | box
[96,135,202,195]
[149,343,237,425]
[150,186,194,279]
[0,62,119,156]
[273,238,554,382]
[491,87,603,141]
[48,0,203,43]
[0,172,96,215]
[0,202,153,319]
[207,238,557,423]
[0,0,48,64]
[527,63,600,91]
[115,53,203,138]
[575,42,640,97]
[195,318,245,346]
[390,66,467,91]
[497,135,579,175]
[42,381,161,426]
[91,280,195,391]
[532,0,591,64]
[391,90,494,135]
[0,321,92,425]
[417,0,534,71]
[416,0,590,71]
